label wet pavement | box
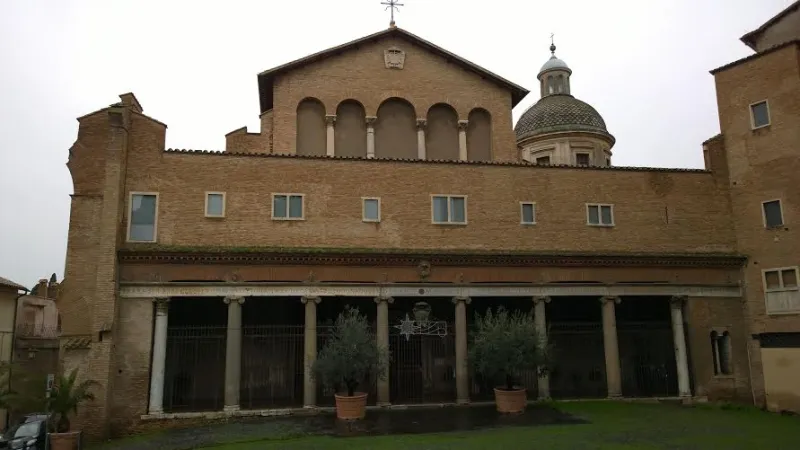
[96,404,587,450]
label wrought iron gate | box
[618,322,678,397]
[240,325,305,409]
[548,322,607,399]
[390,324,455,403]
[163,326,226,412]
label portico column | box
[366,116,377,158]
[600,296,622,398]
[670,296,692,398]
[325,115,336,156]
[533,296,551,400]
[453,296,471,404]
[148,298,170,414]
[223,296,245,412]
[375,296,394,406]
[302,296,321,407]
[416,119,427,159]
[457,120,469,161]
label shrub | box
[312,307,389,397]
[469,307,550,390]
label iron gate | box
[618,322,678,397]
[240,325,305,409]
[548,322,608,399]
[389,324,455,403]
[163,326,226,412]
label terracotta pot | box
[335,392,368,420]
[494,387,527,414]
[49,431,80,450]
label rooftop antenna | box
[381,0,404,27]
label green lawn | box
[202,402,800,450]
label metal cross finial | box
[549,33,556,55]
[381,0,404,26]
[550,33,554,45]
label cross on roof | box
[381,0,404,26]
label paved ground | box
[91,404,582,449]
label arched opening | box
[334,100,367,157]
[375,97,417,159]
[425,103,459,160]
[467,108,492,161]
[296,98,326,156]
[710,331,732,375]
[547,75,555,95]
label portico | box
[135,281,738,416]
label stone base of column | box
[456,398,470,405]
[223,405,240,413]
[377,402,392,408]
[607,393,623,399]
[147,408,164,415]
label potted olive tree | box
[470,307,549,414]
[46,369,99,450]
[312,307,388,420]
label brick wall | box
[713,42,800,405]
[270,35,517,160]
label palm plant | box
[46,369,99,433]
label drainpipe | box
[5,287,29,430]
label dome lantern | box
[538,43,571,97]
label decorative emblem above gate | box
[394,301,448,341]
[384,47,405,69]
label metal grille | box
[164,326,226,412]
[390,324,455,404]
[618,322,678,397]
[548,322,607,399]
[240,325,305,409]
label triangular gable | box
[256,26,529,112]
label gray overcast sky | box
[0,0,791,288]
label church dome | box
[539,55,570,75]
[514,94,612,142]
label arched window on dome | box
[547,75,555,95]
[557,75,565,94]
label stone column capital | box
[533,296,551,305]
[374,296,394,305]
[416,118,427,129]
[452,296,471,305]
[301,296,322,305]
[457,119,469,130]
[153,298,170,314]
[670,295,688,308]
[365,116,378,126]
[325,114,336,126]
[224,296,245,305]
[600,296,621,305]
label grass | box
[198,402,800,450]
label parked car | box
[0,415,48,449]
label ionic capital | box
[325,114,337,126]
[600,296,621,305]
[457,119,469,131]
[365,116,378,126]
[224,296,245,305]
[670,295,688,308]
[452,296,471,305]
[533,296,551,305]
[374,296,394,305]
[301,296,322,305]
[416,118,427,130]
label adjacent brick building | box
[58,1,799,440]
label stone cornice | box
[118,248,746,268]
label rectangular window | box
[205,192,226,218]
[762,200,783,228]
[128,193,158,242]
[576,153,590,166]
[763,267,800,315]
[750,100,770,129]
[536,156,551,165]
[431,195,467,224]
[272,194,304,220]
[362,197,381,222]
[520,202,536,225]
[587,204,614,226]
